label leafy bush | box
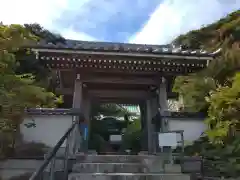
[14,142,48,158]
[178,136,240,178]
[121,119,142,153]
[8,172,32,180]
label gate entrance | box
[28,40,218,153]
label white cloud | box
[0,0,95,41]
[52,0,161,42]
[130,0,240,44]
[0,0,67,26]
[60,26,96,41]
[0,0,239,43]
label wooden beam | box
[80,75,158,85]
[88,90,153,99]
[56,87,177,98]
[93,98,142,104]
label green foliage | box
[172,10,240,177]
[0,24,61,157]
[173,49,240,113]
[8,172,32,180]
[16,23,65,84]
[14,142,48,158]
[182,136,240,177]
[121,118,142,153]
[173,10,240,113]
[205,73,240,144]
[89,133,109,153]
[24,23,65,44]
[173,10,240,50]
[173,75,216,112]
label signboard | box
[158,132,178,147]
[110,134,122,142]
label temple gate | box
[27,40,218,153]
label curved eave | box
[210,48,222,58]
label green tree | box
[205,73,240,144]
[173,10,240,113]
[16,23,66,88]
[171,10,240,177]
[121,117,142,153]
[0,24,61,156]
[173,75,217,112]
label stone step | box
[72,163,146,173]
[72,162,182,173]
[75,154,161,163]
[68,173,190,180]
[165,164,182,173]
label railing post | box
[71,115,81,154]
[28,109,79,180]
[49,157,56,180]
[63,134,70,180]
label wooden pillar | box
[150,97,158,120]
[146,99,153,153]
[81,96,91,151]
[139,102,147,151]
[71,74,83,153]
[82,97,91,121]
[150,96,158,153]
[158,77,168,132]
[72,74,82,110]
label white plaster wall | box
[168,118,206,143]
[20,116,205,147]
[20,115,73,147]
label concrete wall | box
[168,118,206,142]
[20,115,73,147]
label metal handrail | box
[29,118,80,180]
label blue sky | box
[0,0,239,44]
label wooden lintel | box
[81,76,158,85]
[88,90,153,99]
[56,87,176,99]
[55,88,153,99]
[93,98,142,104]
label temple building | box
[20,40,220,153]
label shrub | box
[9,172,32,180]
[14,142,49,158]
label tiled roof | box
[25,108,82,115]
[30,39,221,57]
[25,108,205,119]
[162,111,206,119]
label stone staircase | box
[67,154,190,180]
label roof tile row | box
[30,40,221,57]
